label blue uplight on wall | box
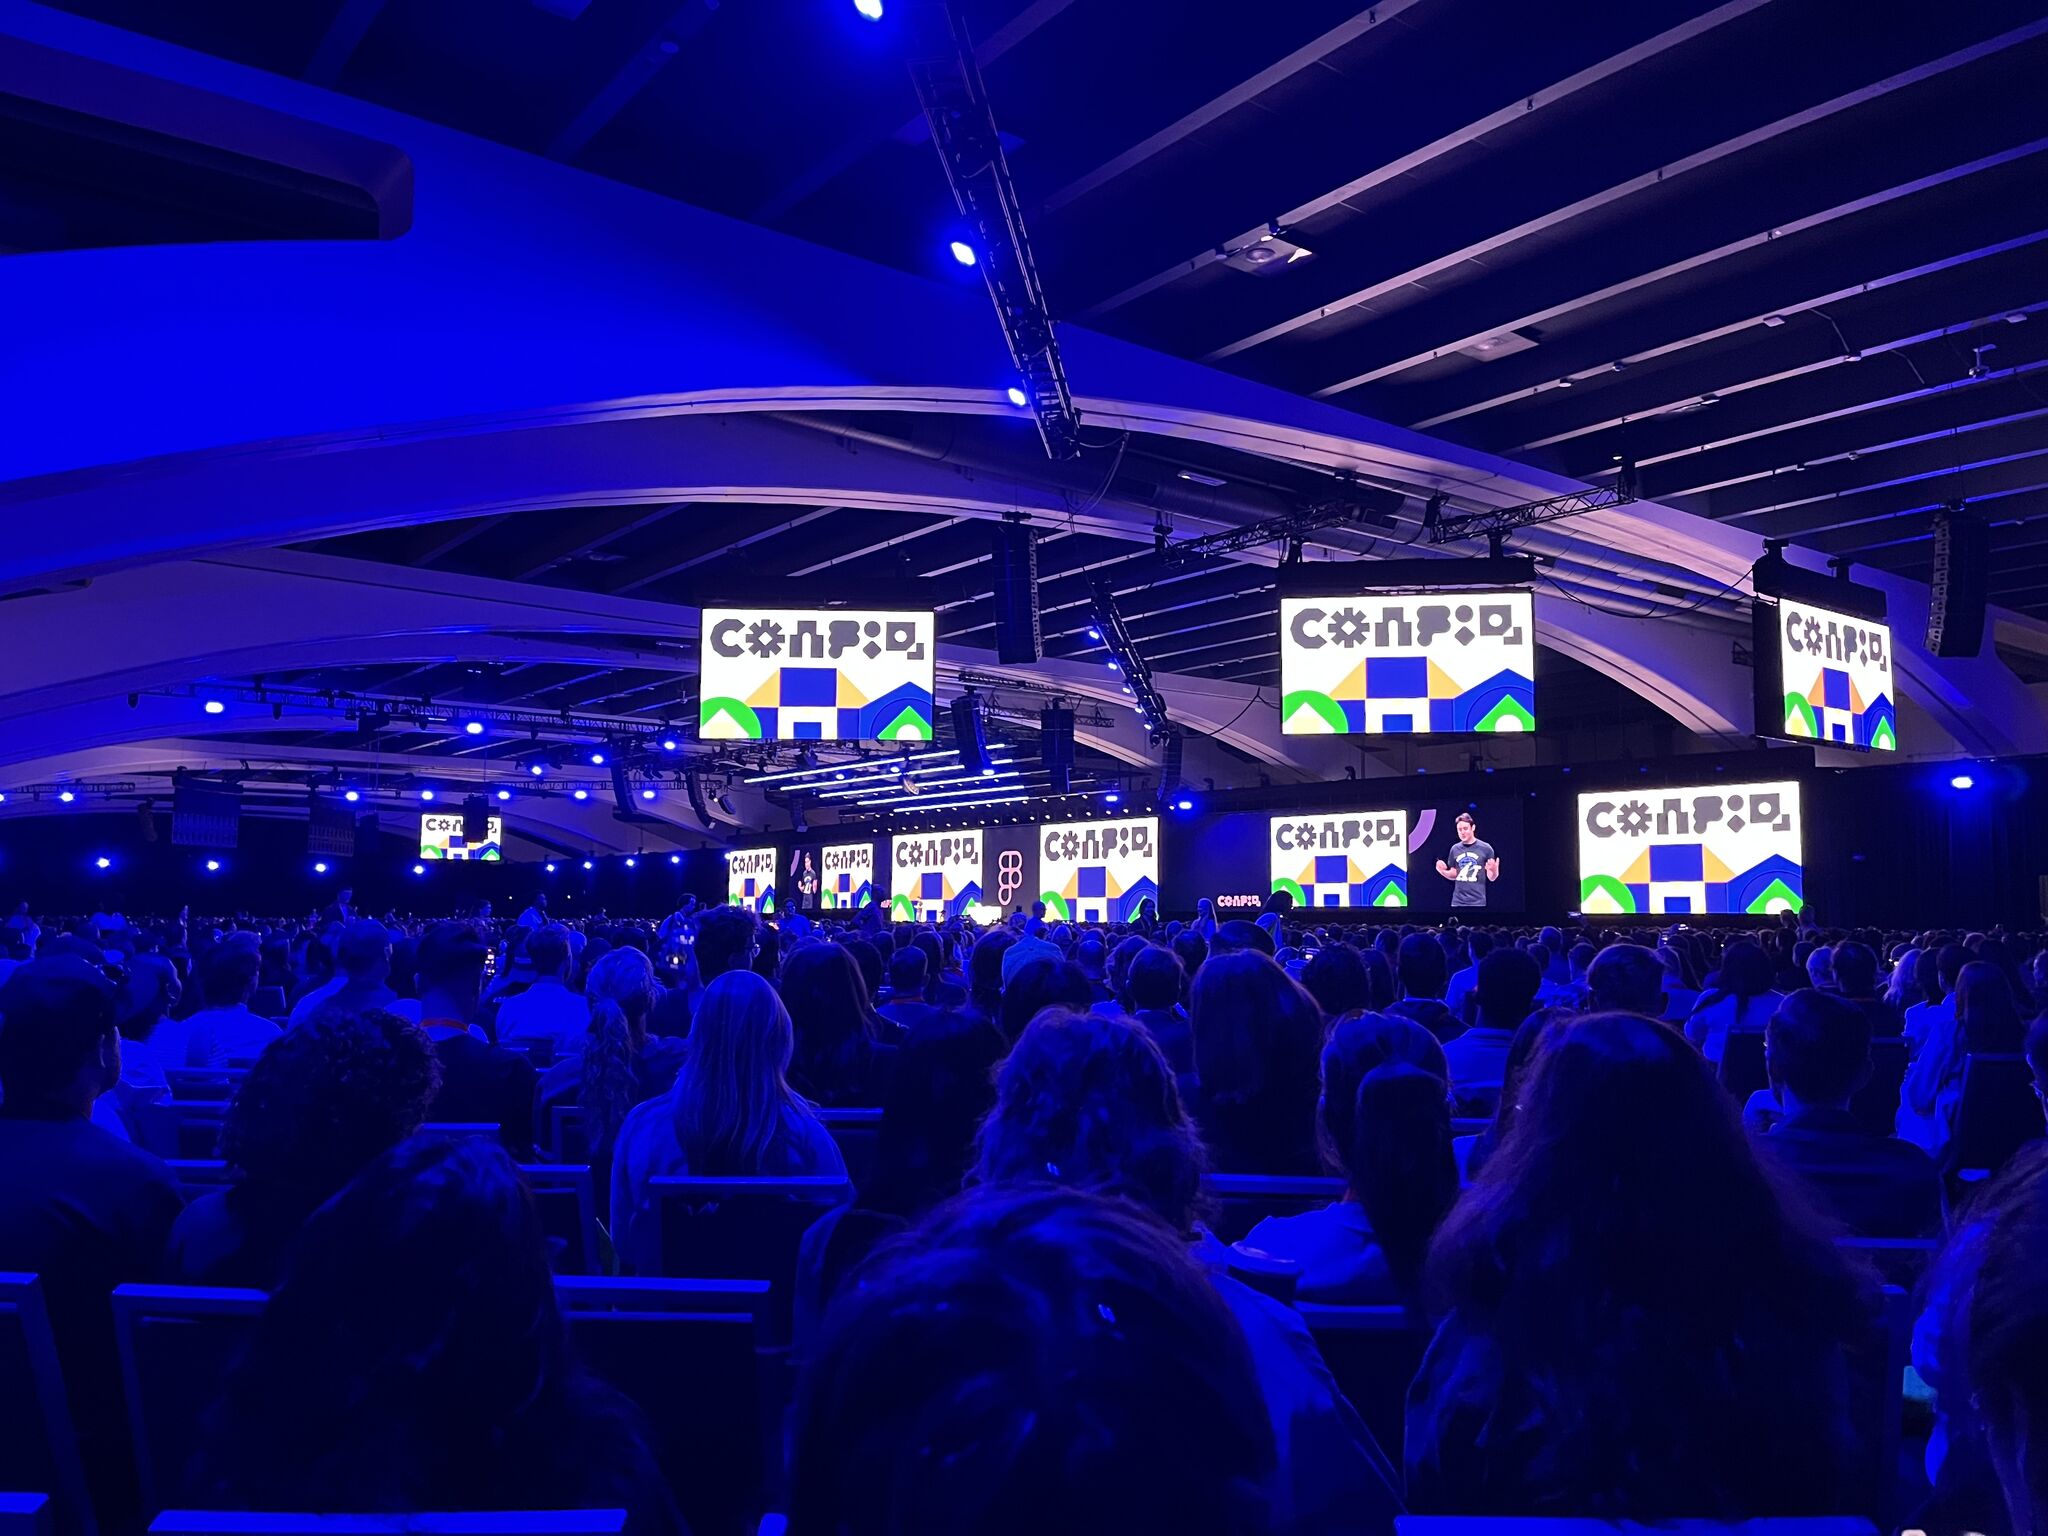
[1950,773,1976,790]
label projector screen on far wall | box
[697,606,936,744]
[1769,597,1897,751]
[419,813,502,862]
[1278,591,1535,735]
[1037,816,1160,923]
[1577,781,1803,917]
[1268,810,1409,909]
[890,830,983,923]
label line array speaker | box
[951,693,990,772]
[1927,506,1988,658]
[990,522,1042,664]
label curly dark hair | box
[221,1007,441,1199]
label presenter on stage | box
[1436,812,1500,910]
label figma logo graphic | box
[995,848,1024,906]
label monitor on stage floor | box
[1577,781,1803,917]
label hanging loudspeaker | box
[951,694,990,772]
[990,523,1042,664]
[1926,505,1987,658]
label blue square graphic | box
[1648,843,1703,882]
[1664,894,1693,913]
[1314,854,1350,885]
[920,871,942,899]
[1078,866,1108,898]
[1366,657,1428,698]
[1382,713,1414,732]
[795,720,822,739]
[781,667,838,708]
[1322,892,1340,907]
[1822,668,1850,711]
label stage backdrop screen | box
[698,607,935,744]
[890,830,982,923]
[419,812,502,862]
[1771,597,1896,751]
[1279,591,1535,736]
[726,846,779,913]
[817,841,875,910]
[1577,781,1803,917]
[1269,811,1409,909]
[1038,816,1161,923]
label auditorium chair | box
[813,1108,881,1193]
[246,987,288,1021]
[1718,1030,1770,1101]
[1849,1036,1907,1137]
[648,1176,851,1338]
[116,1280,775,1536]
[1450,1118,1491,1139]
[1946,1053,2041,1182]
[1202,1174,1346,1244]
[132,1102,229,1161]
[1296,1303,1423,1469]
[504,1038,556,1070]
[0,1276,92,1536]
[547,1104,587,1164]
[162,1070,245,1103]
[1834,1236,1940,1290]
[151,1514,626,1535]
[417,1122,503,1140]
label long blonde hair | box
[670,970,808,1175]
[580,947,655,1152]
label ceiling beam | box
[546,0,720,163]
[510,503,678,581]
[609,506,839,595]
[1076,0,1772,320]
[1762,461,2048,547]
[1207,21,2048,369]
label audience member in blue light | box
[780,941,897,1106]
[413,921,537,1156]
[1407,1011,1870,1516]
[1387,932,1456,1041]
[1191,951,1324,1175]
[1684,938,1782,1065]
[789,1186,1278,1536]
[611,968,845,1271]
[994,952,1090,1044]
[169,1007,440,1286]
[536,945,685,1203]
[1243,1013,1455,1306]
[286,918,397,1027]
[196,1135,677,1530]
[1440,946,1541,1110]
[1901,960,2026,1162]
[974,1007,1402,1534]
[495,924,589,1053]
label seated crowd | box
[2,891,2047,1534]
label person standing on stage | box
[1436,813,1499,910]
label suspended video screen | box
[1758,596,1896,752]
[419,812,502,862]
[1577,781,1803,917]
[1037,816,1161,923]
[698,607,935,744]
[726,846,779,914]
[890,830,983,923]
[1278,591,1535,735]
[1268,811,1409,910]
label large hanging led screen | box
[1762,596,1896,752]
[419,813,502,862]
[1037,816,1161,923]
[1577,782,1803,917]
[1268,810,1409,909]
[698,607,935,743]
[1279,591,1535,735]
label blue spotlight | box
[626,856,638,868]
[590,751,606,766]
[529,763,545,777]
[669,853,682,865]
[313,861,328,875]
[1086,627,1101,640]
[58,790,75,804]
[660,738,679,752]
[1005,385,1028,407]
[948,240,975,266]
[343,789,360,803]
[419,788,436,801]
[573,789,590,801]
[204,859,221,873]
[854,0,883,17]
[640,787,657,801]
[496,789,511,802]
[94,856,111,870]
[412,863,425,875]
[1950,773,1976,790]
[1104,791,1120,805]
[463,720,485,736]
[545,862,557,874]
[582,859,595,871]
[203,699,225,715]
[1174,797,1194,812]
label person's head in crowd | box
[217,1006,439,1222]
[1107,935,1149,1005]
[1886,944,1928,1009]
[788,1185,1275,1536]
[999,934,1059,989]
[867,1009,1010,1220]
[198,943,263,1012]
[997,956,1093,1045]
[1420,1010,1865,1514]
[1956,960,2026,1054]
[964,928,1016,1016]
[1951,1143,2048,1534]
[1318,1012,1455,1296]
[1171,928,1208,983]
[578,947,660,1153]
[526,925,572,984]
[910,930,947,986]
[1765,989,1872,1115]
[116,952,182,1042]
[1933,941,1971,1001]
[781,943,885,1107]
[196,1135,666,1520]
[1353,946,1397,1013]
[751,923,782,983]
[1395,932,1449,1002]
[1029,900,1047,922]
[1804,943,1836,992]
[1585,943,1665,1018]
[1566,941,1595,982]
[412,922,487,1025]
[888,945,929,1002]
[1712,939,1774,999]
[1074,936,1107,982]
[977,1009,1206,1235]
[1475,947,1543,1030]
[335,919,393,982]
[694,906,760,985]
[670,970,808,1175]
[1830,941,1879,1000]
[1125,945,1185,1015]
[1189,951,1323,1174]
[837,935,885,1005]
[1211,919,1275,958]
[0,956,121,1115]
[1300,943,1370,1020]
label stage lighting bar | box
[1088,581,1171,737]
[1158,483,1402,566]
[908,2,1081,460]
[888,792,1030,814]
[818,758,1024,800]
[846,767,1096,810]
[1427,462,1639,546]
[741,746,972,786]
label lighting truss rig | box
[1426,462,1639,546]
[1158,478,1403,565]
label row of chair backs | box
[1949,1053,2040,1177]
[152,1515,625,1536]
[1204,1174,1346,1244]
[112,1278,773,1536]
[1296,1303,1421,1463]
[139,1104,506,1163]
[0,1275,92,1536]
[814,1109,880,1194]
